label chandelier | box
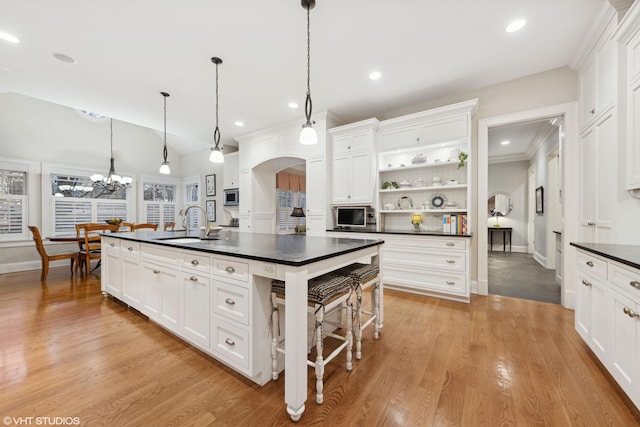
[91,118,132,194]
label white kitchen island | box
[101,230,384,422]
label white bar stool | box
[270,274,354,404]
[329,263,380,359]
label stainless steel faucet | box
[178,204,211,238]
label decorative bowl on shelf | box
[105,218,123,226]
[411,154,426,164]
[430,194,447,209]
[432,176,442,186]
[397,196,413,210]
[399,179,411,188]
[384,203,395,210]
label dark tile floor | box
[488,252,561,304]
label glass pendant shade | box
[210,146,224,163]
[159,162,170,174]
[300,124,317,145]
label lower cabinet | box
[328,231,470,302]
[101,240,272,386]
[574,249,640,410]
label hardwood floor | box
[1,267,639,426]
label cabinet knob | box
[587,221,595,226]
[590,108,595,114]
[347,145,351,150]
[581,279,592,287]
[586,261,594,267]
[225,266,236,273]
[225,338,236,346]
[109,243,115,247]
[128,247,133,252]
[630,281,640,289]
[446,280,455,285]
[446,259,455,264]
[153,269,160,274]
[190,276,198,282]
[446,242,455,247]
[191,259,199,266]
[623,307,639,319]
[347,195,351,199]
[225,298,236,305]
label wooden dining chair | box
[77,223,119,275]
[163,222,175,231]
[29,226,79,281]
[121,222,134,231]
[130,223,158,231]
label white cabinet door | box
[609,288,639,401]
[332,155,352,203]
[182,272,210,348]
[580,54,598,127]
[223,152,239,189]
[575,269,609,361]
[378,126,419,151]
[579,127,596,241]
[239,170,251,216]
[142,262,180,332]
[305,215,326,237]
[121,242,142,306]
[104,249,122,298]
[349,151,371,203]
[628,78,640,189]
[306,158,326,216]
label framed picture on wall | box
[206,199,216,222]
[535,186,544,214]
[206,174,216,196]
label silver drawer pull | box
[153,269,160,274]
[630,281,640,289]
[586,261,594,267]
[446,242,455,246]
[225,298,236,305]
[446,281,455,285]
[191,259,199,266]
[109,243,115,247]
[446,259,455,264]
[225,266,236,273]
[190,276,198,282]
[623,307,639,319]
[581,279,592,287]
[128,247,133,252]
[225,338,235,346]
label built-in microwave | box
[223,188,239,206]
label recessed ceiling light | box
[52,52,77,64]
[501,140,510,145]
[288,102,298,109]
[235,121,244,127]
[506,19,526,33]
[0,31,20,44]
[369,71,382,80]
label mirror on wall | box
[488,193,512,216]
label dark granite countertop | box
[327,228,472,238]
[104,230,384,267]
[570,242,640,270]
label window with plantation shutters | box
[142,182,176,228]
[0,167,28,241]
[184,181,200,230]
[53,200,92,234]
[276,172,306,233]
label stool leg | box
[346,299,353,371]
[315,307,325,404]
[355,284,363,360]
[373,281,380,339]
[270,292,279,381]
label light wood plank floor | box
[1,267,639,426]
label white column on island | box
[284,268,309,421]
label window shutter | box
[97,202,128,223]
[54,200,92,234]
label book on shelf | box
[443,213,467,234]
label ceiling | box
[0,0,605,155]
[488,117,562,162]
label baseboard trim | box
[0,259,70,274]
[533,251,546,267]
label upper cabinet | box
[579,13,618,130]
[615,2,640,196]
[223,152,239,189]
[328,118,378,205]
[376,99,478,233]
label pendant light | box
[91,118,132,194]
[300,0,318,145]
[209,56,225,163]
[159,91,171,175]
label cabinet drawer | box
[213,258,249,282]
[333,133,371,154]
[609,263,640,298]
[576,251,607,280]
[385,266,467,296]
[211,319,249,370]
[182,251,211,273]
[383,235,467,251]
[142,243,180,264]
[213,280,249,325]
[120,241,140,258]
[384,246,466,273]
[103,237,120,254]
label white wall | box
[488,161,528,251]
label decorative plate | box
[397,196,413,210]
[430,194,447,209]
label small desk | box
[488,227,512,252]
